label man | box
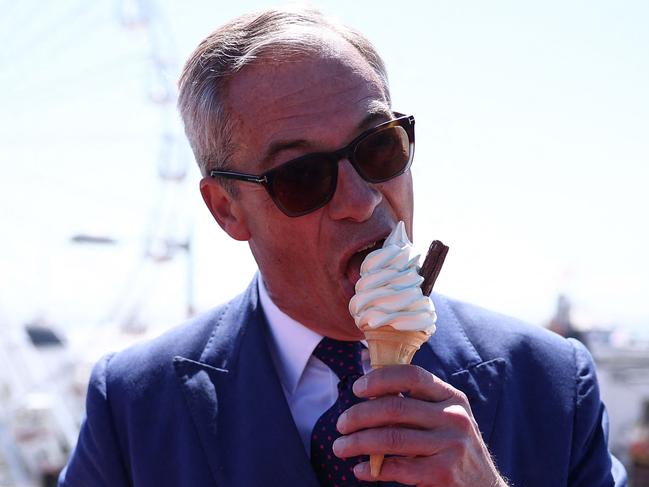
[59,7,626,486]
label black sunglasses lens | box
[354,125,411,181]
[270,156,336,215]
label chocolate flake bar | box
[419,240,449,296]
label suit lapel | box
[412,294,505,444]
[173,278,319,486]
[172,278,504,484]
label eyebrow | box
[259,107,394,170]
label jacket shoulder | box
[437,294,575,365]
[101,296,239,396]
[436,296,626,485]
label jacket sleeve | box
[58,353,130,487]
[567,339,628,487]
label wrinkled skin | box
[334,365,508,486]
[200,33,413,341]
[200,30,507,486]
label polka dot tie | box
[310,337,374,486]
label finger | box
[353,364,460,403]
[333,426,447,458]
[337,395,444,434]
[353,454,451,486]
[353,456,419,485]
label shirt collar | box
[258,276,323,396]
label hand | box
[332,364,508,487]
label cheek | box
[250,228,296,280]
[239,187,285,235]
[250,213,321,267]
[380,172,414,217]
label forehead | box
[224,35,390,170]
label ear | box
[200,177,251,241]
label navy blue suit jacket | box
[59,277,627,486]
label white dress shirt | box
[258,278,370,455]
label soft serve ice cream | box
[348,221,436,334]
[348,220,441,479]
[349,222,448,478]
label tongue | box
[347,248,374,287]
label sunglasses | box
[209,113,415,217]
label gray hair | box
[177,6,391,190]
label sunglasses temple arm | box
[210,170,267,185]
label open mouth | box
[346,238,386,289]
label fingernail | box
[353,462,367,477]
[332,437,348,456]
[336,412,347,433]
[353,376,367,395]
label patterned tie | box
[310,337,373,486]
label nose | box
[327,159,382,222]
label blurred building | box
[547,294,649,484]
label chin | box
[328,325,364,342]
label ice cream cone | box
[364,326,431,367]
[362,325,431,478]
[349,222,447,479]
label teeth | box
[357,240,380,253]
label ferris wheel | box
[3,0,195,329]
[0,1,194,484]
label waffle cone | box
[362,326,431,368]
[361,325,431,478]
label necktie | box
[310,337,372,486]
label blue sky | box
[1,0,648,338]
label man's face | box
[205,36,414,340]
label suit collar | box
[413,294,505,443]
[415,293,484,378]
[173,278,504,484]
[174,276,319,486]
[258,276,324,396]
